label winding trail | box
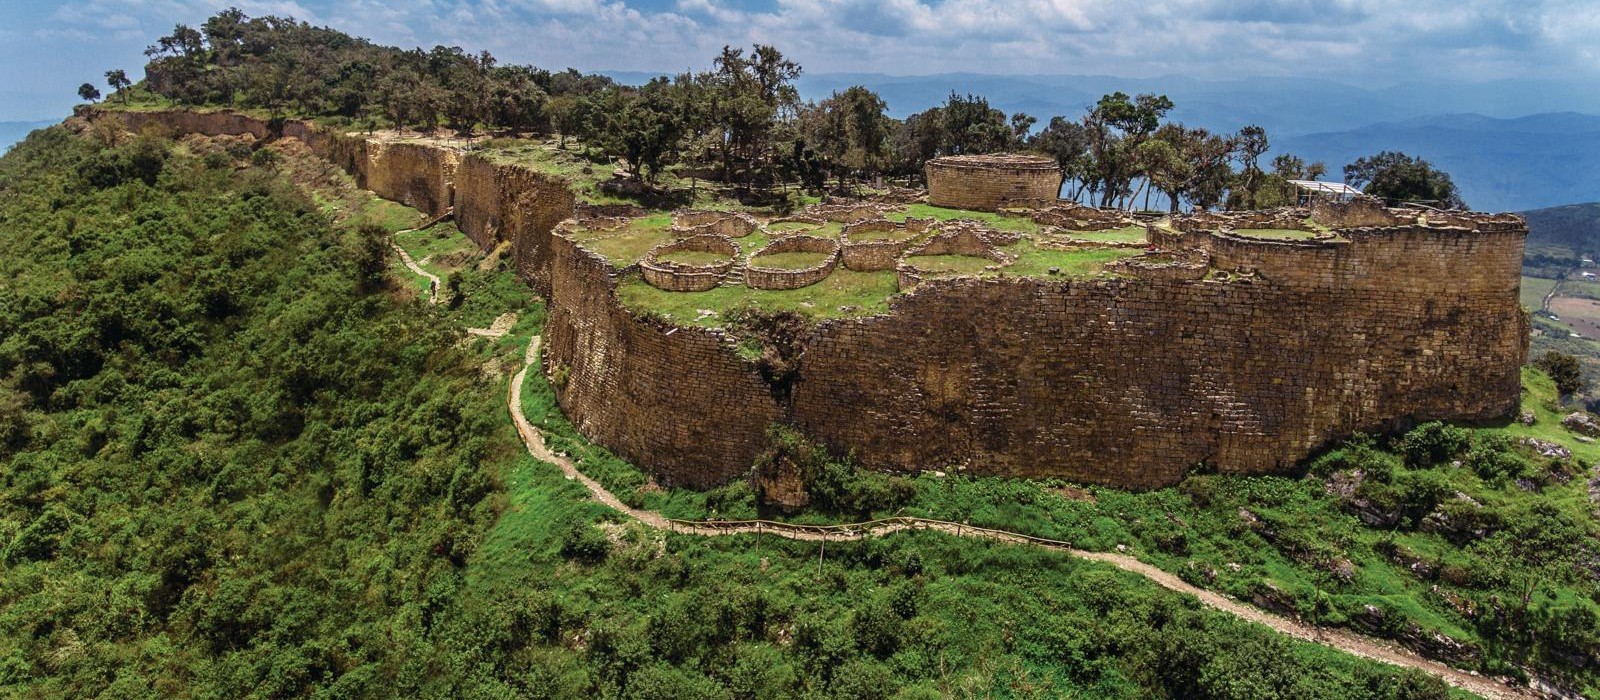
[391,210,456,305]
[391,235,442,304]
[506,336,1549,700]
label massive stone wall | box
[792,261,1525,488]
[120,108,1530,490]
[926,154,1062,211]
[543,234,785,487]
[453,155,577,293]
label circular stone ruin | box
[839,218,932,271]
[896,228,1013,289]
[764,216,826,235]
[925,154,1062,211]
[745,235,840,290]
[641,234,739,292]
[672,210,759,238]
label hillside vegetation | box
[527,346,1600,695]
[0,124,1485,699]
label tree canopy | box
[1344,151,1467,209]
[122,8,1390,210]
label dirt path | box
[391,233,441,304]
[508,335,1543,700]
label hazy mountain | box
[1279,114,1600,212]
[1523,202,1600,256]
[0,120,54,152]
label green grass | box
[658,249,732,266]
[751,251,832,270]
[1066,224,1147,243]
[889,203,1041,233]
[568,215,675,266]
[767,221,820,232]
[905,254,995,275]
[617,268,898,325]
[844,225,919,243]
[1001,242,1141,278]
[1522,276,1559,311]
[1500,366,1600,463]
[474,138,638,206]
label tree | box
[800,86,892,187]
[105,69,131,103]
[77,83,101,103]
[1029,117,1091,200]
[617,78,689,183]
[1084,91,1173,208]
[938,93,1011,155]
[706,44,801,185]
[1343,151,1465,209]
[1533,351,1585,397]
[1225,124,1269,209]
[890,108,944,176]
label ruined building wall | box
[115,109,271,139]
[360,142,456,218]
[542,234,785,487]
[123,108,1530,490]
[925,155,1062,211]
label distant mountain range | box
[1523,202,1600,257]
[608,71,1600,139]
[1280,113,1600,212]
[609,71,1600,212]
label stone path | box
[468,312,519,339]
[507,336,1546,700]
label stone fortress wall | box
[926,154,1063,211]
[115,109,1531,490]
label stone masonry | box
[926,154,1062,211]
[121,109,1531,490]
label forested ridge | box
[104,8,1461,210]
[0,125,520,695]
[0,117,1488,699]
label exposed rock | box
[1383,544,1438,580]
[1520,410,1537,425]
[1519,436,1572,460]
[753,457,809,513]
[1563,411,1600,437]
[1250,582,1298,618]
[1327,557,1356,583]
[1401,624,1483,666]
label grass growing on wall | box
[616,268,901,326]
[887,203,1042,233]
[1066,224,1148,243]
[1000,244,1142,278]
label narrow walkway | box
[392,210,455,305]
[392,234,441,304]
[508,335,1543,700]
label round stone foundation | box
[925,154,1061,211]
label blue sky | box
[2,0,1597,121]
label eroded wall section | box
[791,229,1526,487]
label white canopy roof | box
[1288,180,1364,197]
